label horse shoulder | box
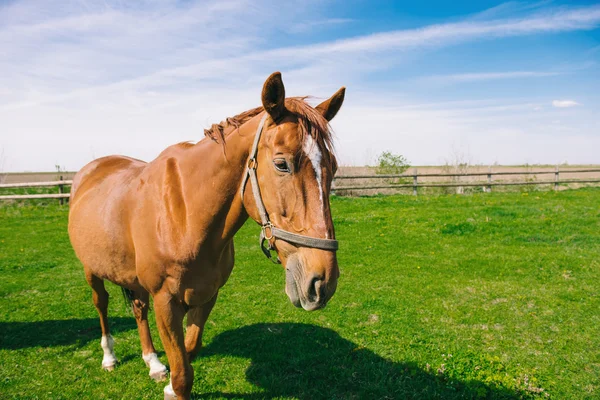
[161,156,188,237]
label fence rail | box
[0,193,71,200]
[332,167,600,194]
[334,179,600,191]
[1,168,600,201]
[333,168,600,179]
[0,180,73,188]
[0,177,72,203]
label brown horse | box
[68,72,345,399]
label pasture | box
[1,189,599,399]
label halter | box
[241,114,339,263]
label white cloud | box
[3,3,600,111]
[552,100,580,108]
[287,18,354,34]
[332,98,598,166]
[284,5,600,55]
[423,70,560,83]
[0,1,599,171]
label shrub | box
[375,151,410,175]
[375,152,411,188]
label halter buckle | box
[260,223,281,264]
[247,158,257,170]
[262,222,274,241]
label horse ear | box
[316,87,346,121]
[262,72,286,121]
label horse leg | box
[86,272,118,371]
[154,290,193,400]
[131,289,168,381]
[185,292,218,362]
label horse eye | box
[273,158,290,173]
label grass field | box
[1,189,599,399]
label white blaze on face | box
[303,135,328,238]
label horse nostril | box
[307,274,325,303]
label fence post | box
[487,166,492,193]
[58,175,64,205]
[413,168,418,196]
[554,165,559,191]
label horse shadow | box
[197,323,520,400]
[0,317,136,350]
[1,319,522,398]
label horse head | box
[242,72,345,311]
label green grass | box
[1,189,599,399]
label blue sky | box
[0,0,599,171]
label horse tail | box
[121,287,135,310]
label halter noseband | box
[240,114,339,263]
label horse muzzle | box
[284,253,337,311]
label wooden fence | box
[332,168,600,195]
[1,168,600,202]
[0,177,72,203]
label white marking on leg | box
[303,135,328,238]
[164,379,177,399]
[100,334,118,370]
[143,352,167,380]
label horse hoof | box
[102,354,118,371]
[103,364,116,372]
[164,383,177,400]
[150,368,168,382]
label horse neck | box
[178,114,262,246]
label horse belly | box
[70,208,138,286]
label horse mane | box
[203,106,264,146]
[203,97,336,167]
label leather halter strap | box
[240,114,339,263]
